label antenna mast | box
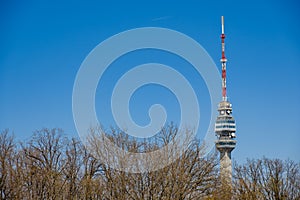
[221,16,227,101]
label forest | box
[0,126,299,200]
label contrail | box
[151,16,172,21]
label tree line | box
[0,127,299,199]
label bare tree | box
[87,124,220,199]
[62,138,83,199]
[22,128,66,199]
[0,130,15,200]
[233,157,300,200]
[1,127,299,200]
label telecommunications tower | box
[215,16,237,183]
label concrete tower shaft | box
[215,101,236,181]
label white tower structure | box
[215,16,237,184]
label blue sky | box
[0,0,299,163]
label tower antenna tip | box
[221,16,225,34]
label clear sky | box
[0,0,299,163]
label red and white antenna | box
[220,16,227,101]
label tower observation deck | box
[215,16,237,184]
